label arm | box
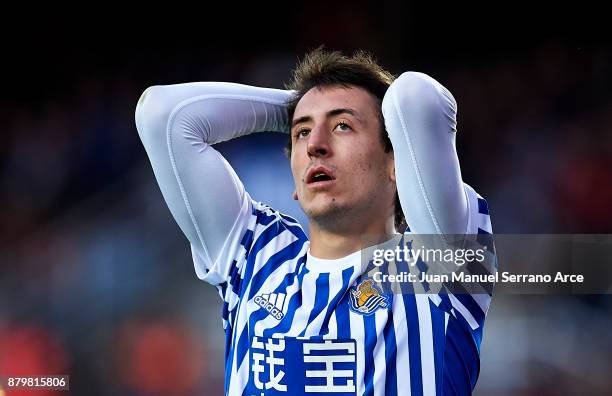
[135,82,292,283]
[382,72,468,235]
[384,73,495,329]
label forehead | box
[293,85,379,120]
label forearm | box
[135,82,293,147]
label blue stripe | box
[463,261,495,296]
[437,291,454,314]
[477,228,495,254]
[221,300,230,322]
[264,264,310,336]
[430,298,446,395]
[280,213,299,223]
[439,291,486,349]
[477,198,489,214]
[254,206,276,225]
[453,293,485,327]
[335,286,351,340]
[224,221,291,387]
[283,221,308,241]
[403,293,424,396]
[240,218,307,301]
[395,240,425,396]
[247,238,306,300]
[228,304,238,332]
[234,325,250,373]
[472,323,485,352]
[394,240,414,296]
[269,254,307,297]
[383,304,398,396]
[217,281,227,299]
[228,259,242,296]
[362,313,377,396]
[273,254,307,296]
[247,255,308,340]
[240,229,254,253]
[364,295,385,311]
[238,221,285,299]
[226,324,249,394]
[299,272,330,337]
[226,217,306,381]
[443,313,480,395]
[224,324,232,395]
[320,266,354,336]
[224,219,296,391]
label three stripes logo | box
[254,293,287,320]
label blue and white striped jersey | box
[136,72,495,396]
[191,183,493,396]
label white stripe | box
[416,295,436,395]
[276,293,286,311]
[229,225,300,395]
[393,296,411,396]
[250,229,295,276]
[349,307,366,395]
[445,311,449,331]
[302,269,342,336]
[253,244,309,336]
[373,306,388,396]
[286,269,319,337]
[471,292,491,315]
[228,337,251,396]
[323,310,338,339]
[428,294,442,307]
[448,293,479,330]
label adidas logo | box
[253,293,286,320]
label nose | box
[307,126,332,158]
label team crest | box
[349,279,388,315]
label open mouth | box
[310,172,332,183]
[306,166,335,184]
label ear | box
[388,152,396,182]
[292,190,298,200]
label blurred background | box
[0,3,610,395]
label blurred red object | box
[0,324,69,396]
[115,319,206,396]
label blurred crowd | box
[0,38,610,395]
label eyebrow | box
[291,108,360,128]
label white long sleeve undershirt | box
[135,73,468,281]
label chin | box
[303,199,350,224]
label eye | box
[334,122,352,132]
[294,128,310,139]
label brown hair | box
[284,47,406,230]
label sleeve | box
[135,82,293,285]
[383,72,495,328]
[382,72,468,236]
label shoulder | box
[239,199,308,256]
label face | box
[290,85,396,229]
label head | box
[285,48,406,232]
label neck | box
[308,215,396,259]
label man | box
[135,49,493,395]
